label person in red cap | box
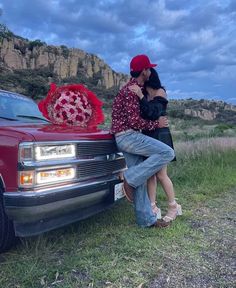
[110,54,175,228]
[130,54,157,73]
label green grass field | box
[0,137,235,288]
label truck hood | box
[1,122,113,141]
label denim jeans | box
[115,130,175,227]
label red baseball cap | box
[130,54,157,72]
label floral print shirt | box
[110,78,160,134]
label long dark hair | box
[144,68,166,91]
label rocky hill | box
[0,24,128,100]
[0,36,128,89]
[168,99,236,125]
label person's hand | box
[129,85,144,99]
[158,116,168,128]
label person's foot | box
[151,202,162,219]
[150,219,171,228]
[163,203,182,222]
[122,178,134,202]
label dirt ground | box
[149,189,236,288]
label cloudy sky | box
[0,0,236,104]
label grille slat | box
[77,141,117,156]
[77,158,125,179]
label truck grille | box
[77,158,126,179]
[77,140,118,156]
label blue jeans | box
[115,130,175,227]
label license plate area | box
[114,183,124,201]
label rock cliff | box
[169,99,236,124]
[0,36,129,89]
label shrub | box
[28,40,46,51]
[0,23,14,40]
[60,45,70,58]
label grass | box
[0,137,235,288]
[101,112,236,141]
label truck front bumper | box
[4,176,123,237]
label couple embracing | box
[110,54,182,228]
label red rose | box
[62,111,67,119]
[76,115,83,121]
[61,99,67,105]
[55,104,61,110]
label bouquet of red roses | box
[38,83,104,128]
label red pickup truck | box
[0,89,126,253]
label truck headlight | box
[19,143,76,162]
[36,167,76,184]
[35,144,76,160]
[19,167,76,187]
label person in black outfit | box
[129,68,182,222]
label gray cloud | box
[0,0,235,104]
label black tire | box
[0,187,17,253]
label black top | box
[140,95,176,160]
[140,96,168,120]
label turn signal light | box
[19,171,34,186]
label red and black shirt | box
[110,78,160,134]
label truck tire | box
[0,188,17,253]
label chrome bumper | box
[4,176,122,236]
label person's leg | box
[156,166,182,222]
[115,131,173,227]
[156,166,175,202]
[147,175,161,218]
[147,175,157,204]
[116,131,175,189]
[122,151,157,227]
[147,175,157,203]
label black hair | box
[130,71,142,78]
[144,68,166,91]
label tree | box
[0,23,14,40]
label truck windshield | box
[0,91,49,123]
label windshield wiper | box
[0,116,18,121]
[16,115,50,122]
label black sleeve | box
[140,96,168,120]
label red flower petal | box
[55,104,61,110]
[76,115,83,121]
[61,99,67,105]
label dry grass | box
[175,137,236,155]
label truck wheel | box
[0,188,17,253]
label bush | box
[0,23,14,40]
[60,45,70,58]
[28,40,46,51]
